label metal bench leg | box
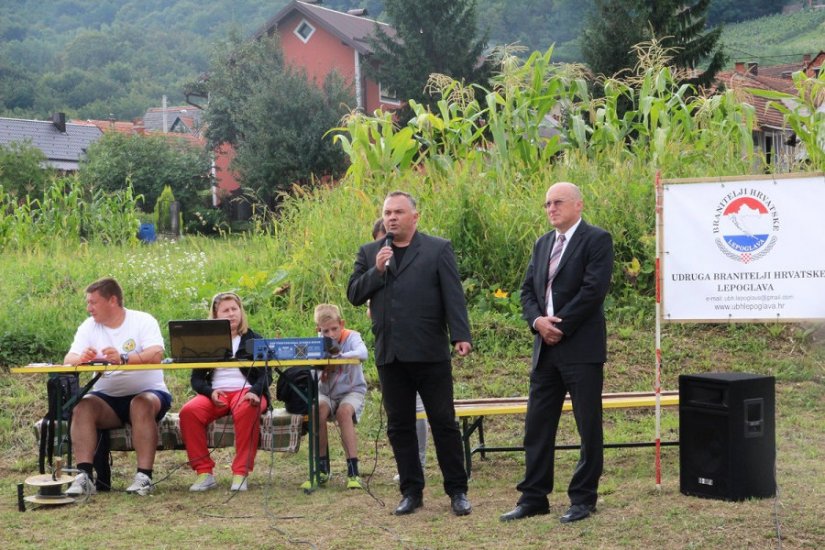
[460,416,485,478]
[461,417,472,477]
[477,416,486,459]
[306,372,321,492]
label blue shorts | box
[89,390,172,426]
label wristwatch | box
[120,353,129,365]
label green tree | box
[0,56,35,111]
[0,141,51,198]
[78,132,213,229]
[583,0,725,87]
[481,0,588,60]
[647,0,725,87]
[581,0,646,79]
[367,0,492,122]
[202,33,353,205]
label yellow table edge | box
[10,359,352,374]
[416,394,680,419]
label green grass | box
[2,309,823,548]
[1,239,823,548]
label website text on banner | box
[661,173,825,322]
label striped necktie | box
[546,233,566,299]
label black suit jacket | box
[521,220,614,368]
[348,231,472,367]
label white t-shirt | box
[211,368,251,391]
[68,308,168,397]
[211,334,251,391]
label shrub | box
[154,184,181,235]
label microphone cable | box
[351,251,394,506]
[325,383,385,508]
[354,390,386,507]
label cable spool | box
[23,474,76,505]
[23,459,76,506]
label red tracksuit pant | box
[179,389,267,475]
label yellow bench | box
[417,391,680,476]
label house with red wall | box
[254,0,400,115]
[200,1,400,203]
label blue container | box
[138,222,156,243]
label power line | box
[723,45,814,62]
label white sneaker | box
[393,473,400,484]
[230,475,248,492]
[126,472,154,495]
[189,473,217,492]
[66,471,96,497]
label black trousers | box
[517,353,604,508]
[378,360,468,498]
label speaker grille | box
[679,373,775,501]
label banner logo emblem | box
[713,191,779,264]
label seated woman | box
[179,292,271,492]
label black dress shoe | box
[450,493,472,516]
[499,504,550,522]
[560,503,596,523]
[393,494,423,515]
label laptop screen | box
[168,319,233,362]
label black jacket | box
[347,231,472,366]
[521,220,614,368]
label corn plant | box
[748,70,825,171]
[407,80,487,169]
[329,109,419,186]
[483,46,587,179]
[0,176,141,251]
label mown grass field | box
[2,318,823,549]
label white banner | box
[661,173,825,321]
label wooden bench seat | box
[35,408,305,454]
[416,391,679,476]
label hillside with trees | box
[0,0,812,122]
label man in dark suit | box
[347,191,473,517]
[501,182,614,524]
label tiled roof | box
[0,116,102,170]
[143,106,203,133]
[755,61,806,79]
[714,52,823,132]
[76,119,142,135]
[75,117,205,148]
[157,131,206,148]
[715,71,788,130]
[254,0,395,55]
[753,51,825,78]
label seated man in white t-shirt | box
[63,277,170,497]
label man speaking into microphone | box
[348,191,473,517]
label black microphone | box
[384,232,395,267]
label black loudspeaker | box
[679,372,776,501]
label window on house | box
[764,134,774,168]
[294,19,315,43]
[379,82,400,105]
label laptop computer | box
[168,319,233,362]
